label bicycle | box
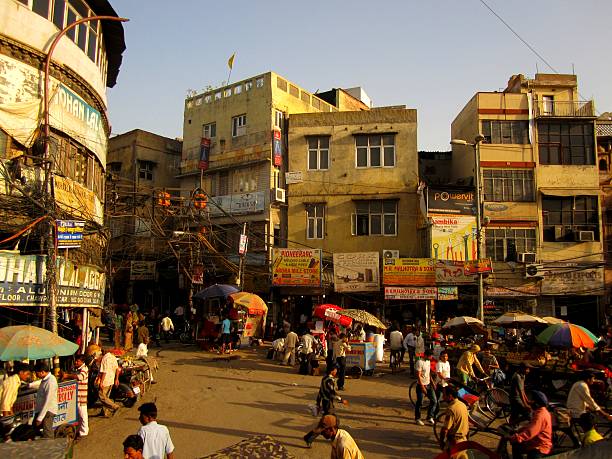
[390,349,402,374]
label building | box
[179,72,369,299]
[450,73,603,329]
[596,112,612,320]
[0,0,126,329]
[106,129,183,311]
[285,107,419,323]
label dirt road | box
[76,345,450,458]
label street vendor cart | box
[229,292,268,343]
[346,341,377,377]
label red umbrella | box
[313,304,342,319]
[313,304,352,327]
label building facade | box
[596,112,612,320]
[0,0,125,327]
[450,73,603,329]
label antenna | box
[572,63,575,75]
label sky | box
[106,0,612,151]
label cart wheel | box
[349,366,363,379]
[365,370,374,377]
[54,424,76,442]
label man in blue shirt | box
[221,316,232,354]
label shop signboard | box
[272,248,322,287]
[0,252,104,308]
[430,215,477,261]
[435,260,475,284]
[333,252,380,292]
[437,286,459,300]
[427,187,475,215]
[56,220,85,249]
[208,191,266,216]
[273,129,282,166]
[54,176,104,225]
[383,258,435,286]
[540,264,604,295]
[285,171,303,184]
[464,258,493,275]
[130,261,156,281]
[384,286,437,300]
[13,380,78,428]
[485,285,540,297]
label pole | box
[237,223,247,289]
[42,15,128,334]
[473,141,484,322]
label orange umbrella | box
[229,292,268,316]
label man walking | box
[137,402,175,459]
[510,363,532,425]
[333,333,351,391]
[282,328,298,366]
[415,349,438,425]
[96,347,120,417]
[220,315,232,354]
[316,414,364,459]
[160,313,174,344]
[62,354,89,438]
[33,361,58,438]
[403,326,416,376]
[439,385,470,454]
[389,327,404,366]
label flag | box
[227,53,235,70]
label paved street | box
[75,345,450,458]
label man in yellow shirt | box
[456,344,485,385]
[439,385,470,456]
[317,414,364,459]
[0,363,31,416]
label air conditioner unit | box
[517,252,537,264]
[382,249,400,259]
[575,230,595,242]
[271,188,286,203]
[525,264,544,278]
[553,225,565,241]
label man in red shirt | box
[508,390,552,459]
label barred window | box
[485,228,536,262]
[308,137,329,170]
[538,121,595,165]
[306,203,325,239]
[352,200,397,236]
[481,120,529,144]
[483,169,535,202]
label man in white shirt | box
[389,327,404,365]
[414,329,425,356]
[415,349,438,426]
[282,329,298,366]
[137,402,175,459]
[403,326,416,376]
[96,348,120,417]
[33,361,58,438]
[436,350,451,400]
[160,315,174,344]
[566,370,612,420]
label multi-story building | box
[596,112,612,320]
[106,129,183,310]
[0,0,125,328]
[286,107,418,322]
[451,73,603,329]
[179,72,368,296]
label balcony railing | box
[534,100,595,118]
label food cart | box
[345,341,377,377]
[229,292,268,343]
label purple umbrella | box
[193,283,239,300]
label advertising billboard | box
[333,252,380,292]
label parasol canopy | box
[313,304,342,319]
[194,283,239,300]
[492,311,547,328]
[229,292,268,316]
[536,323,599,349]
[442,316,486,336]
[313,304,352,327]
[541,316,566,325]
[0,325,78,361]
[338,309,387,330]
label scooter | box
[88,360,139,409]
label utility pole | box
[237,223,248,289]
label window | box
[352,200,397,236]
[245,81,253,91]
[224,88,232,98]
[232,114,247,137]
[108,161,122,173]
[138,160,154,181]
[483,169,535,202]
[256,77,264,88]
[355,135,395,168]
[542,195,599,241]
[538,121,595,165]
[542,95,554,115]
[233,85,242,95]
[214,91,222,101]
[32,0,50,18]
[481,120,529,144]
[306,203,325,239]
[486,228,536,262]
[203,122,216,139]
[308,137,329,170]
[274,110,284,129]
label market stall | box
[229,292,268,341]
[337,309,387,377]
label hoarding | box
[272,248,322,287]
[384,286,437,300]
[430,215,477,261]
[435,260,475,284]
[56,220,85,249]
[464,258,493,275]
[130,261,156,281]
[540,264,604,295]
[54,176,104,225]
[437,286,459,300]
[208,192,266,216]
[13,380,78,428]
[427,187,475,215]
[382,258,435,286]
[333,252,380,292]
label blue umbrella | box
[0,325,78,361]
[193,283,239,300]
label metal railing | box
[534,100,595,118]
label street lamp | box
[450,134,486,321]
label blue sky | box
[107,0,612,151]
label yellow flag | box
[227,53,235,70]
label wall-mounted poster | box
[333,252,380,292]
[272,248,322,286]
[383,258,435,286]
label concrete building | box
[286,107,418,322]
[179,72,369,295]
[450,73,603,329]
[106,129,183,310]
[596,112,612,320]
[0,0,125,327]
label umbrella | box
[442,316,486,336]
[492,311,547,328]
[313,304,343,319]
[0,325,78,361]
[338,309,387,330]
[541,316,566,325]
[536,323,599,349]
[193,283,239,300]
[229,292,268,316]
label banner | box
[13,380,78,428]
[486,285,539,297]
[0,252,104,308]
[272,248,321,287]
[540,264,604,295]
[385,286,437,300]
[273,129,282,166]
[130,261,156,281]
[56,220,85,249]
[437,286,459,300]
[427,187,475,215]
[435,260,475,284]
[430,215,477,261]
[199,137,211,170]
[464,258,493,275]
[208,192,266,216]
[192,265,204,285]
[383,258,435,286]
[333,252,380,292]
[54,175,104,225]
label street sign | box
[56,220,85,248]
[239,234,248,255]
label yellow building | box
[286,107,418,319]
[451,74,603,329]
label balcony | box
[534,100,595,118]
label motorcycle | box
[87,357,139,409]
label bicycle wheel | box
[483,387,510,419]
[432,412,446,442]
[409,381,430,409]
[390,352,400,374]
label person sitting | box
[508,390,552,459]
[510,363,532,425]
[578,412,604,447]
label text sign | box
[384,286,437,300]
[13,380,78,428]
[333,252,380,292]
[427,187,475,215]
[272,248,321,287]
[56,220,85,248]
[383,258,435,286]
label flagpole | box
[226,53,235,85]
[227,67,232,86]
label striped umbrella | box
[338,309,387,330]
[229,292,268,316]
[536,323,599,349]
